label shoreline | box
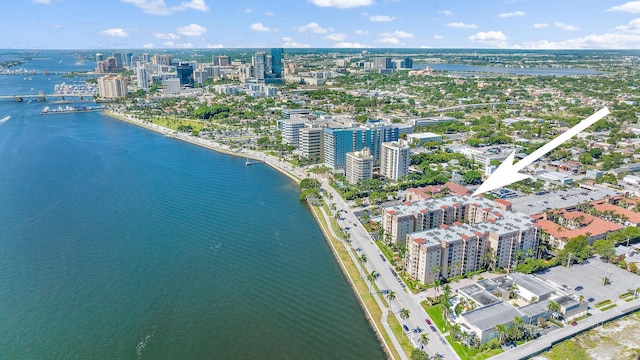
[103,111,397,358]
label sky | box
[6,0,640,49]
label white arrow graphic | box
[472,106,611,197]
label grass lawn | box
[423,303,451,333]
[147,117,206,132]
[544,339,589,360]
[387,312,416,355]
[600,304,618,311]
[445,335,503,360]
[311,204,404,360]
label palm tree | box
[399,308,410,330]
[360,254,367,263]
[367,271,379,294]
[419,333,430,348]
[386,290,396,310]
[495,324,508,345]
[547,300,561,319]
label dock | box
[245,158,263,166]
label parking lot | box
[534,256,640,309]
[510,187,619,215]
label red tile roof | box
[444,181,473,196]
[494,199,512,206]
[592,203,640,225]
[536,211,623,241]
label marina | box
[41,105,103,114]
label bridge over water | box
[0,92,97,102]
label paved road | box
[324,179,458,360]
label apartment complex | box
[299,127,324,162]
[97,75,129,98]
[383,195,539,284]
[380,139,411,180]
[346,148,373,184]
[323,122,398,171]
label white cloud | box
[175,42,194,48]
[420,45,431,48]
[50,24,63,29]
[335,42,369,48]
[447,22,478,29]
[265,11,275,16]
[142,43,156,49]
[369,14,397,22]
[155,32,180,39]
[531,23,549,29]
[298,22,332,34]
[380,30,413,38]
[468,30,508,48]
[120,0,209,15]
[326,33,347,41]
[520,33,640,49]
[244,8,254,13]
[282,37,311,48]
[377,37,401,44]
[176,23,207,37]
[162,41,175,47]
[498,11,525,18]
[608,1,640,13]
[434,34,443,39]
[249,22,277,32]
[309,0,374,9]
[206,43,224,48]
[555,22,580,31]
[32,0,51,4]
[440,10,454,16]
[355,29,369,35]
[98,28,129,37]
[615,18,640,31]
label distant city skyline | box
[6,0,640,49]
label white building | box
[346,148,373,184]
[162,78,181,94]
[135,67,149,91]
[407,132,442,145]
[280,120,307,146]
[539,171,573,185]
[299,127,324,162]
[380,139,411,181]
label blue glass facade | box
[324,124,399,170]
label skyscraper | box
[112,52,124,68]
[270,48,283,78]
[177,63,194,87]
[136,67,149,91]
[95,53,104,62]
[380,139,411,180]
[253,51,266,81]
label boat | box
[41,105,103,114]
[0,115,11,125]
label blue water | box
[0,51,385,359]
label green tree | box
[399,308,410,329]
[386,290,396,310]
[593,239,615,261]
[367,271,379,294]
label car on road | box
[440,337,446,344]
[571,321,578,326]
[425,319,432,325]
[379,254,386,262]
[430,325,436,332]
[403,325,409,332]
[588,297,595,302]
[575,285,583,291]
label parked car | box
[571,321,578,326]
[403,324,409,332]
[575,285,583,291]
[425,319,432,325]
[430,326,436,332]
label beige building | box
[97,75,128,98]
[345,148,373,184]
[380,139,411,181]
[384,195,539,284]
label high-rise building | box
[381,139,411,181]
[280,120,307,146]
[136,67,149,91]
[253,51,266,81]
[152,54,173,66]
[142,53,150,62]
[299,127,324,163]
[218,55,230,66]
[97,75,129,98]
[402,57,413,69]
[176,63,194,87]
[346,148,373,184]
[125,52,134,67]
[323,123,398,171]
[112,52,124,68]
[106,57,117,71]
[373,57,392,70]
[95,60,108,73]
[95,53,104,62]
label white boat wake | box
[0,115,11,126]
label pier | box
[245,158,263,166]
[0,92,97,103]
